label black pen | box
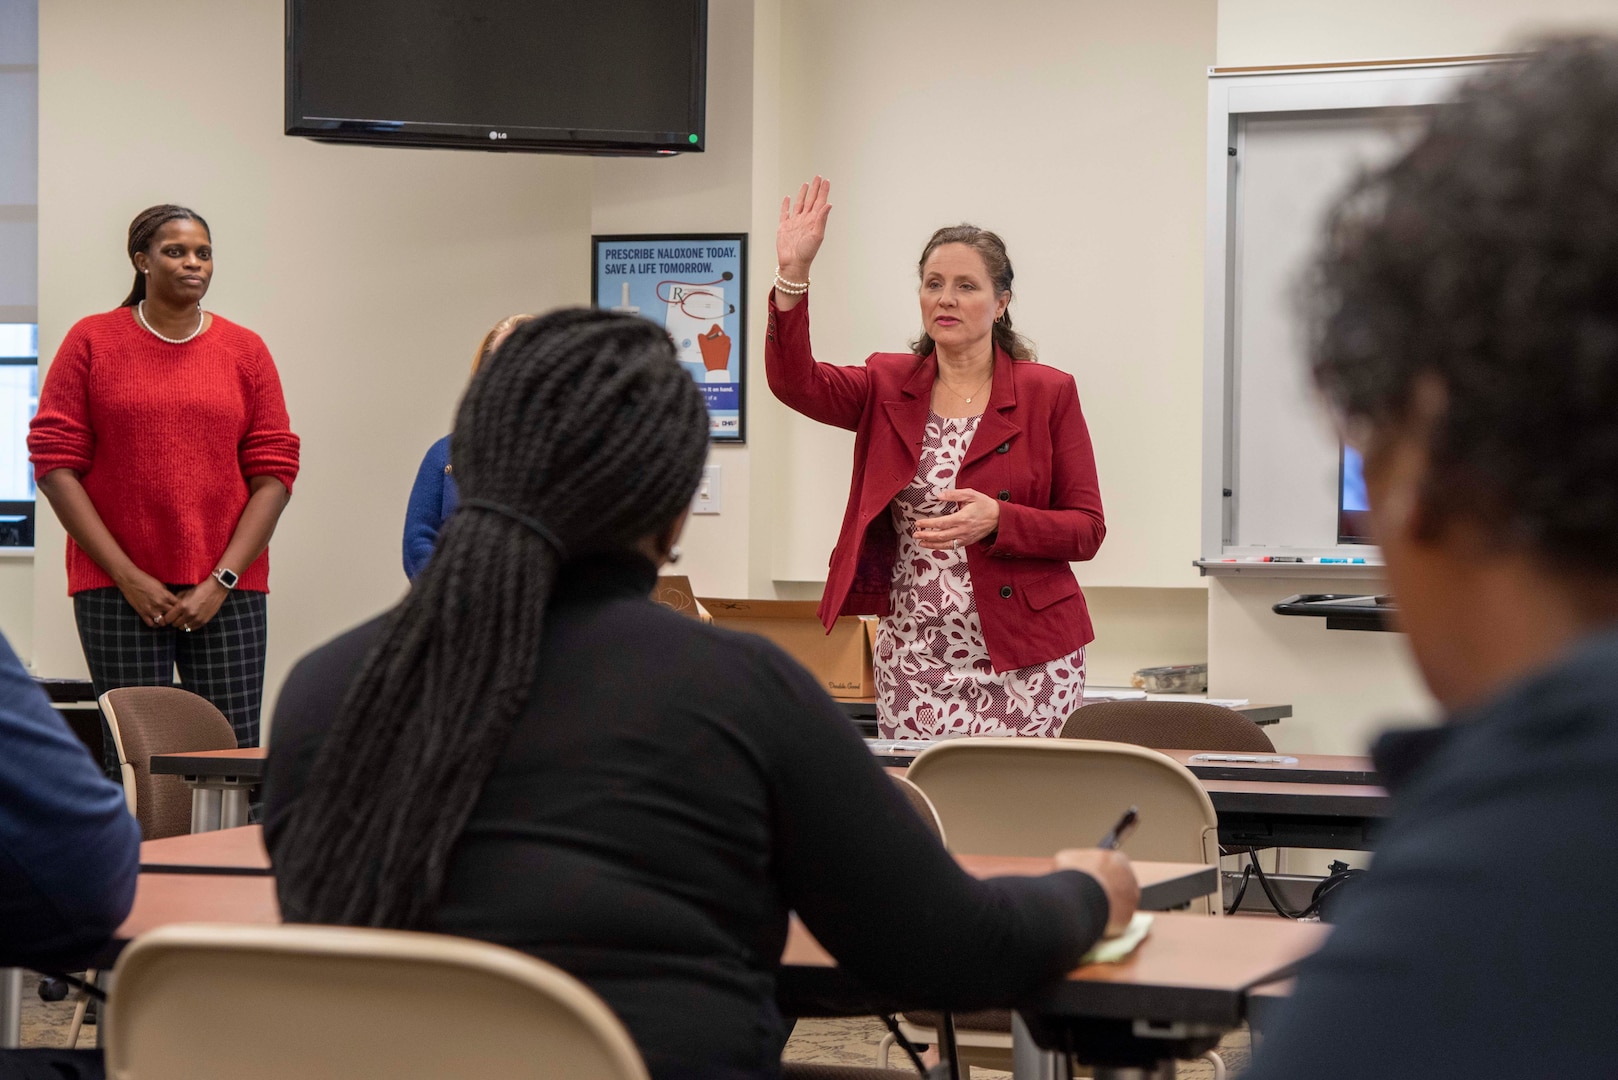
[1097,806,1139,851]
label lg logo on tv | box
[488,131,508,140]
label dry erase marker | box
[1263,556,1304,563]
[1315,557,1367,564]
[1098,806,1139,850]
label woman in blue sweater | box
[403,314,531,579]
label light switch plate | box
[693,463,721,514]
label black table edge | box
[148,755,266,780]
[136,862,273,877]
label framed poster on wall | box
[591,233,747,442]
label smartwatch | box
[212,567,240,590]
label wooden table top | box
[108,854,1211,934]
[140,825,272,875]
[951,854,1215,912]
[108,867,1309,1028]
[123,832,1211,912]
[782,911,1326,1025]
[886,764,1391,819]
[107,861,1300,1029]
[113,872,281,945]
[148,747,267,779]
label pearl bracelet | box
[774,266,810,295]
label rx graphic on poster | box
[592,233,748,442]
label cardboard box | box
[698,597,875,699]
[653,576,712,623]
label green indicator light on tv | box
[688,134,699,144]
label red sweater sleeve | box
[986,376,1106,562]
[239,342,300,494]
[28,323,96,478]
[764,293,870,432]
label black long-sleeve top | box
[1246,625,1618,1079]
[264,552,1107,1080]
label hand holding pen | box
[1055,806,1142,938]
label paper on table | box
[1083,687,1149,702]
[866,738,937,755]
[1079,912,1153,965]
[1204,698,1251,708]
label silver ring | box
[154,615,162,625]
[953,537,961,550]
[183,626,193,633]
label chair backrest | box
[105,923,651,1080]
[99,687,238,840]
[892,774,947,845]
[1060,700,1276,753]
[906,738,1220,912]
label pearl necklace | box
[136,301,206,345]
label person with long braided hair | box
[30,204,299,773]
[264,308,1137,1080]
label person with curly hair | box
[1247,37,1618,1079]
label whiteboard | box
[1230,109,1426,549]
[1201,61,1502,564]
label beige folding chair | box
[1060,700,1276,753]
[99,686,238,840]
[892,774,946,843]
[905,737,1221,891]
[900,738,1227,1078]
[104,923,650,1080]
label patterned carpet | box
[783,1014,1253,1078]
[16,972,99,1050]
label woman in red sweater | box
[29,205,300,768]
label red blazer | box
[765,296,1105,673]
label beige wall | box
[33,1,593,729]
[590,0,758,601]
[768,0,1216,594]
[1217,0,1618,66]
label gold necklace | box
[938,369,993,405]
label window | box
[0,323,36,547]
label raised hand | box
[777,175,832,282]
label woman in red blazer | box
[766,177,1104,739]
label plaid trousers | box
[73,586,269,773]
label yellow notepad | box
[1080,912,1153,964]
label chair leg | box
[878,1032,895,1069]
[1201,1050,1226,1080]
[65,970,97,1048]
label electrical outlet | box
[693,464,721,514]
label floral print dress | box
[873,412,1087,740]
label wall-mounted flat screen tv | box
[1339,444,1372,544]
[286,1,707,156]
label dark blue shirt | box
[402,435,459,580]
[1248,625,1618,1079]
[0,632,140,965]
